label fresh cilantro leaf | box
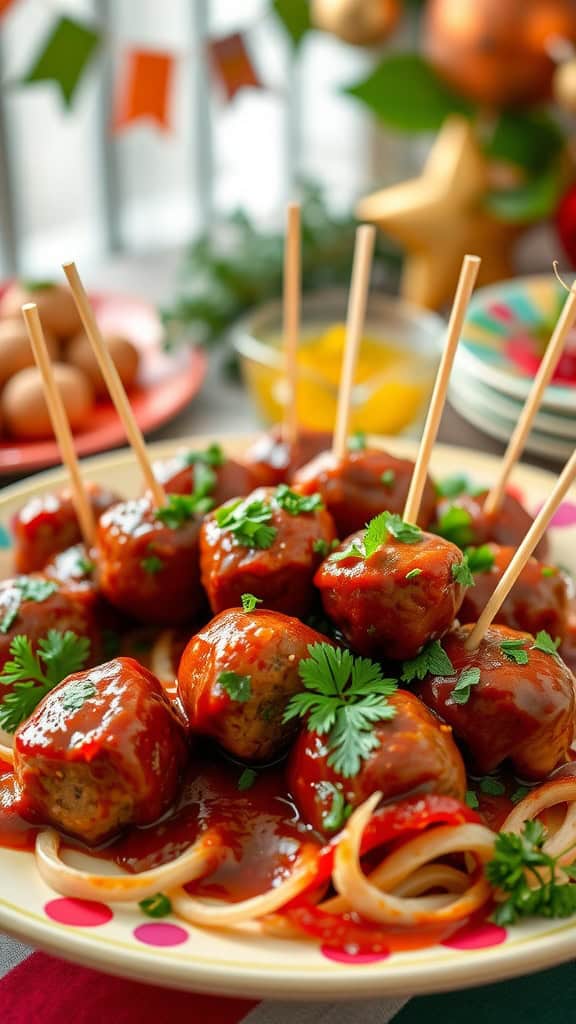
[480,777,506,796]
[139,893,172,918]
[319,782,351,833]
[465,790,479,809]
[155,492,212,529]
[283,643,398,778]
[192,460,217,498]
[486,820,576,926]
[218,671,252,702]
[401,639,455,683]
[237,768,257,791]
[274,484,323,516]
[0,577,58,634]
[61,679,97,712]
[380,469,395,489]
[140,556,164,575]
[215,498,277,549]
[448,666,481,705]
[330,538,366,562]
[348,431,366,451]
[0,630,90,733]
[313,538,329,556]
[75,556,95,576]
[241,593,263,612]
[435,475,484,499]
[465,545,495,574]
[184,443,225,468]
[500,639,529,665]
[452,558,474,587]
[541,566,557,578]
[511,786,530,805]
[405,568,422,579]
[335,511,423,562]
[531,630,561,656]
[435,505,474,548]
[378,512,422,546]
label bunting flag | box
[208,32,261,102]
[0,0,18,18]
[21,16,101,107]
[114,50,175,132]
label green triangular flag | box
[271,0,311,49]
[21,15,101,107]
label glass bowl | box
[232,289,446,437]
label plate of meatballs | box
[0,430,575,1001]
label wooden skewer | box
[466,446,576,650]
[403,254,481,524]
[282,202,301,449]
[62,261,166,507]
[21,303,96,546]
[332,224,376,462]
[483,278,576,517]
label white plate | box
[448,390,574,462]
[1,436,576,1000]
[451,367,576,440]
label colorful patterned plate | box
[451,369,576,440]
[0,436,576,999]
[457,276,576,413]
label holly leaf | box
[345,54,474,133]
[272,0,311,49]
[485,162,565,225]
[484,110,564,177]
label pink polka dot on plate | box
[134,922,189,947]
[321,944,390,964]
[442,921,507,950]
[45,898,113,927]
[533,501,576,528]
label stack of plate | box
[450,275,576,461]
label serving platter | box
[0,434,576,1000]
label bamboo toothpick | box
[282,202,301,448]
[332,224,376,461]
[484,275,576,518]
[62,261,166,507]
[403,254,481,524]
[466,446,576,650]
[21,303,96,546]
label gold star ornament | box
[357,116,520,309]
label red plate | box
[0,289,207,475]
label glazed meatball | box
[12,483,120,574]
[292,447,437,537]
[14,657,188,844]
[433,489,548,560]
[152,445,255,505]
[178,608,329,762]
[416,623,575,779]
[459,545,569,641]
[200,485,337,617]
[0,574,101,675]
[288,689,466,835]
[244,426,332,487]
[96,496,205,625]
[315,521,467,660]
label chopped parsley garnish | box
[405,568,422,580]
[241,593,262,612]
[532,630,561,656]
[435,505,474,548]
[0,630,91,732]
[401,639,454,683]
[451,558,474,587]
[465,790,479,810]
[348,431,366,451]
[155,492,212,529]
[435,475,484,499]
[140,555,164,575]
[320,782,351,833]
[313,538,329,556]
[486,820,576,926]
[215,498,277,549]
[0,577,58,634]
[75,556,95,576]
[500,639,529,665]
[479,777,506,796]
[237,768,257,791]
[541,566,557,578]
[465,545,495,574]
[274,484,323,516]
[192,460,217,498]
[511,786,530,805]
[448,666,481,705]
[139,894,172,918]
[283,642,398,778]
[380,469,396,489]
[218,671,252,703]
[61,678,97,712]
[184,443,225,468]
[332,511,422,562]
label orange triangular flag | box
[114,50,175,132]
[208,32,261,101]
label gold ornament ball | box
[425,0,576,107]
[312,0,401,47]
[554,57,576,111]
